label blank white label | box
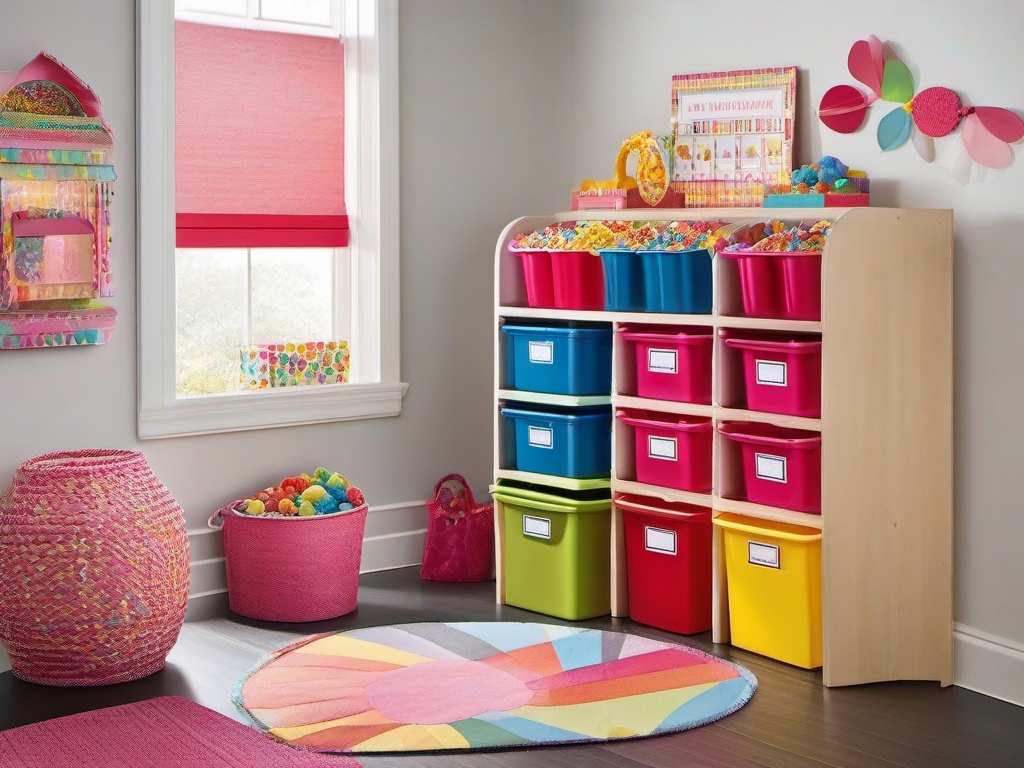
[528,340,554,364]
[755,359,787,387]
[523,515,551,539]
[648,348,678,374]
[748,541,780,568]
[528,426,553,449]
[645,526,677,555]
[648,435,678,461]
[755,452,787,483]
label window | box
[138,0,403,438]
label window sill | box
[138,381,408,439]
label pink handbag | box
[420,474,494,582]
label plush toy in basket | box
[208,467,368,622]
[420,474,494,582]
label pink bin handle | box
[618,413,713,432]
[723,337,821,354]
[718,426,821,449]
[620,330,712,345]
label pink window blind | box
[175,21,347,248]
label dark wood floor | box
[2,567,1022,767]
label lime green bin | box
[491,481,612,621]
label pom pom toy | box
[242,499,265,515]
[816,155,849,185]
[229,467,366,517]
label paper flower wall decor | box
[818,35,1024,182]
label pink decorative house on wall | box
[0,51,116,349]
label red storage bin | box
[780,251,822,321]
[620,326,713,404]
[618,411,712,492]
[617,493,712,634]
[719,422,822,513]
[723,333,822,417]
[550,250,604,310]
[510,247,554,308]
[719,251,785,318]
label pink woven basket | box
[0,449,190,686]
[210,502,368,622]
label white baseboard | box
[953,623,1024,707]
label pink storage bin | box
[620,326,713,404]
[210,503,368,622]
[780,251,822,320]
[618,411,713,492]
[510,247,554,307]
[550,249,604,310]
[719,422,822,513]
[723,333,822,417]
[719,251,785,318]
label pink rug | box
[0,696,360,768]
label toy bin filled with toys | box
[209,467,368,622]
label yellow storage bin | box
[714,513,822,669]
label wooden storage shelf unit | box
[492,207,953,687]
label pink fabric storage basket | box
[719,422,822,513]
[620,325,713,404]
[510,247,554,307]
[210,503,367,622]
[618,411,713,492]
[724,334,822,417]
[550,249,604,310]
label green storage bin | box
[491,481,611,621]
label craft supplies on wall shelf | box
[0,52,117,349]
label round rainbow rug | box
[235,621,756,754]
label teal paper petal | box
[878,107,912,151]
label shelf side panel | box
[821,207,953,686]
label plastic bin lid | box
[492,478,610,504]
[712,512,821,542]
[617,411,712,432]
[613,492,709,521]
[501,323,612,336]
[619,325,713,344]
[718,421,821,445]
[501,403,611,420]
[491,480,611,514]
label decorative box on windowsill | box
[240,340,350,390]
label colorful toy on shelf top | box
[763,155,869,208]
[572,130,685,210]
[0,51,116,349]
[818,35,1024,183]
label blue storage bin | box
[640,248,713,314]
[500,404,612,478]
[501,324,612,395]
[597,249,645,312]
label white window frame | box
[137,0,405,439]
